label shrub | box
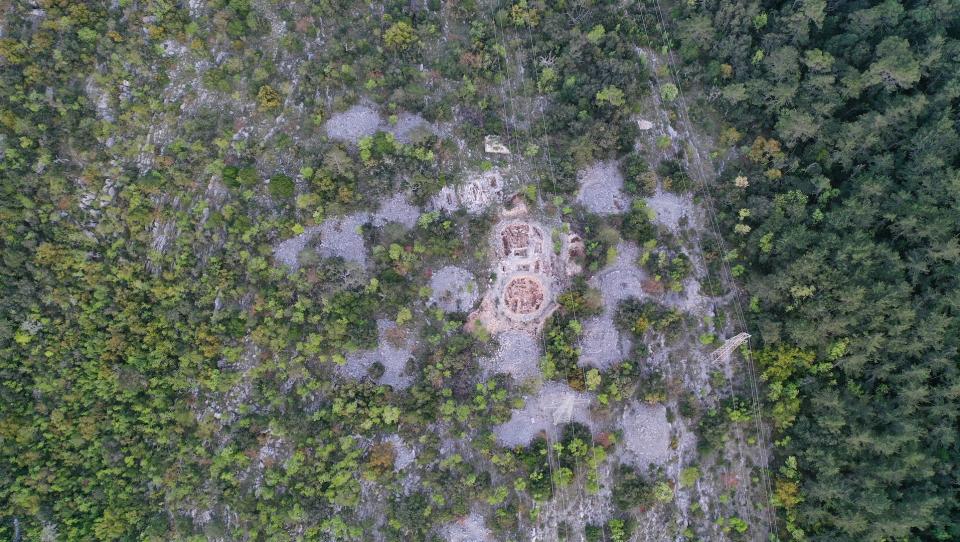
[384,21,416,50]
[623,152,653,196]
[680,466,701,488]
[615,298,684,339]
[621,200,656,244]
[660,83,679,101]
[269,174,295,200]
[257,84,282,110]
[611,465,654,509]
[223,165,259,189]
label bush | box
[268,174,295,200]
[660,83,679,102]
[621,200,656,243]
[644,248,692,292]
[384,21,417,50]
[657,159,693,193]
[611,465,654,509]
[257,84,282,110]
[680,466,701,488]
[623,152,653,196]
[223,165,259,189]
[615,298,684,339]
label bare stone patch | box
[494,382,596,447]
[645,190,698,235]
[580,241,646,369]
[378,321,416,388]
[636,118,655,130]
[429,266,480,313]
[593,241,646,308]
[619,401,672,469]
[576,160,628,215]
[340,348,379,380]
[580,314,632,370]
[443,512,494,542]
[431,185,461,213]
[85,77,114,123]
[273,226,322,270]
[385,434,417,471]
[663,276,710,315]
[372,192,420,229]
[339,319,413,388]
[484,330,542,381]
[317,212,369,268]
[388,112,434,145]
[324,103,382,143]
[273,212,370,271]
[484,135,511,155]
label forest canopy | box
[670,0,960,539]
[1,0,957,541]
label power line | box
[488,11,573,539]
[636,0,777,532]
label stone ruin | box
[502,275,545,317]
[431,169,506,214]
[484,135,510,155]
[470,214,583,335]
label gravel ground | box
[273,226,322,270]
[376,320,415,388]
[580,241,645,369]
[485,330,542,381]
[338,319,413,389]
[318,212,369,268]
[576,160,628,215]
[580,314,632,370]
[372,192,420,229]
[324,103,382,143]
[385,434,417,471]
[443,512,493,542]
[663,276,709,314]
[619,401,672,469]
[494,382,596,447]
[388,112,434,144]
[593,241,646,308]
[429,266,480,313]
[645,190,697,235]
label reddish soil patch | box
[502,224,531,256]
[503,276,545,314]
[642,278,665,295]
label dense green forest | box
[668,0,960,539]
[1,0,957,541]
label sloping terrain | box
[0,2,783,541]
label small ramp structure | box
[710,332,750,363]
[547,393,590,425]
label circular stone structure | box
[500,274,549,321]
[470,215,580,334]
